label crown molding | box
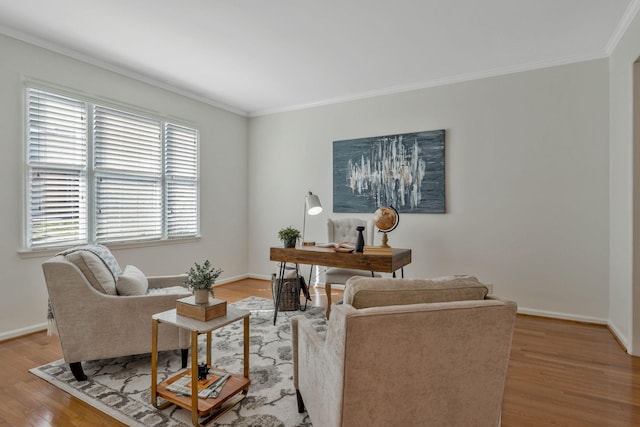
[606,0,640,54]
[0,24,249,117]
[1,4,631,120]
[249,52,608,117]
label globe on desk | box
[373,206,399,247]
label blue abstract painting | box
[333,130,445,213]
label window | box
[26,87,199,249]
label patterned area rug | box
[30,297,326,426]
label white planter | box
[194,289,210,304]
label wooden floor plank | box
[1,278,640,426]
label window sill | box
[18,235,202,259]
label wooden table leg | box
[191,330,200,426]
[273,262,287,325]
[325,283,332,318]
[243,317,250,379]
[206,331,212,367]
[151,319,158,407]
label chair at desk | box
[317,218,381,317]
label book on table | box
[316,242,356,250]
[167,371,230,399]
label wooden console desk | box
[270,246,412,321]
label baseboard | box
[249,273,271,281]
[6,279,614,343]
[0,322,47,342]
[226,278,616,326]
[502,307,632,353]
[214,273,250,285]
[1,277,250,342]
[517,307,608,325]
[606,321,630,353]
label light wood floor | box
[2,278,640,426]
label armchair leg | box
[296,389,306,413]
[181,348,188,368]
[69,362,87,381]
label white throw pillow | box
[116,265,149,296]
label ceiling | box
[0,0,636,116]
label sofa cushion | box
[343,275,490,309]
[116,265,148,296]
[65,250,118,295]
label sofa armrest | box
[292,315,326,389]
[295,304,356,427]
[291,316,300,387]
[147,274,188,289]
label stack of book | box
[167,371,231,399]
[363,245,393,255]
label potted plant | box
[185,260,223,304]
[278,226,301,248]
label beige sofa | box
[42,245,191,381]
[292,275,517,427]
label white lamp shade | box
[305,193,323,215]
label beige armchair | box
[42,245,192,381]
[292,275,517,427]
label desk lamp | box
[302,191,322,246]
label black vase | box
[355,226,365,253]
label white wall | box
[249,60,610,322]
[0,28,618,339]
[0,34,249,339]
[609,9,640,354]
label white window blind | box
[94,106,163,243]
[27,89,88,248]
[95,176,163,242]
[165,123,198,236]
[25,86,199,249]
